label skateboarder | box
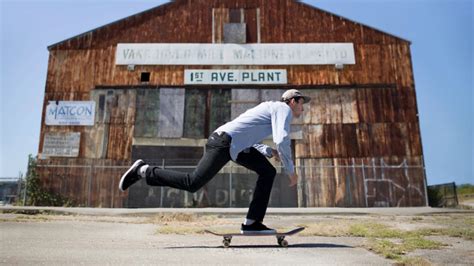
[119,89,310,234]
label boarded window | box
[134,89,160,138]
[158,88,185,138]
[183,89,207,138]
[231,89,260,120]
[224,23,246,43]
[261,89,285,102]
[87,89,136,159]
[244,8,259,43]
[209,89,231,134]
[229,8,242,23]
[214,8,259,44]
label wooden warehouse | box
[37,0,427,208]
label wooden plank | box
[341,89,359,123]
[356,123,370,158]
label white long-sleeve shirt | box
[215,101,294,175]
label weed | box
[348,223,403,238]
[367,236,443,262]
[156,225,205,235]
[415,227,474,240]
[398,256,432,266]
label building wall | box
[37,0,425,207]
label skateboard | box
[205,227,305,248]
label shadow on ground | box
[165,243,352,249]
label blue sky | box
[0,0,472,185]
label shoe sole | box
[118,159,144,192]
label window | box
[140,72,150,83]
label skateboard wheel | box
[278,239,288,247]
[223,240,230,248]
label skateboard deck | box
[205,227,305,247]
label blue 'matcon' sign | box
[45,101,95,126]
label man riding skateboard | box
[119,89,310,234]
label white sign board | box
[42,132,81,157]
[185,69,287,85]
[45,101,95,126]
[116,43,355,65]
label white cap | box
[281,89,311,103]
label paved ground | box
[0,219,391,265]
[1,206,472,265]
[1,220,390,265]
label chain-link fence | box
[0,177,23,206]
[427,182,458,207]
[36,158,427,208]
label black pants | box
[145,132,276,222]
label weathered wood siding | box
[38,0,425,207]
[297,157,426,207]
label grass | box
[148,213,232,235]
[415,227,474,240]
[146,213,200,223]
[367,237,444,262]
[457,184,474,195]
[348,223,404,238]
[0,214,52,223]
[298,220,451,263]
[398,256,433,266]
[157,225,205,235]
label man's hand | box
[288,173,298,187]
[271,149,280,162]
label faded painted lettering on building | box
[116,43,355,65]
